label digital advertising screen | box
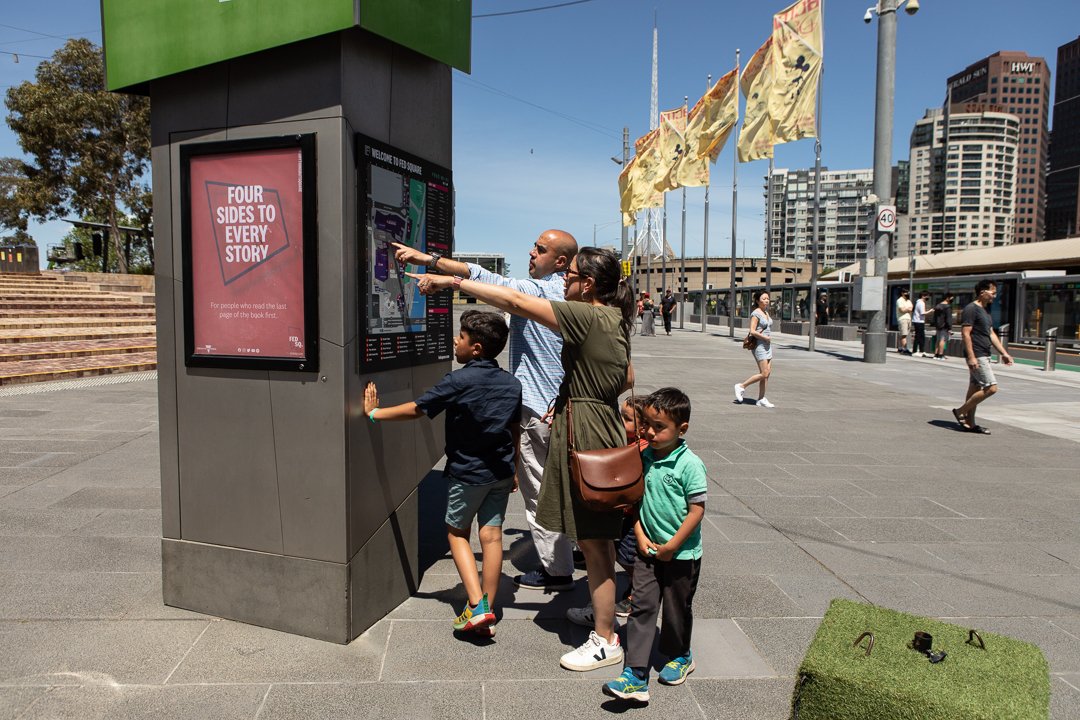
[180,135,318,372]
[358,134,453,372]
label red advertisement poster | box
[182,136,317,370]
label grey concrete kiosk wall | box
[152,29,449,643]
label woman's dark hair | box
[460,310,509,359]
[575,247,635,339]
[753,289,770,305]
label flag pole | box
[701,74,712,335]
[808,67,824,353]
[679,97,688,330]
[729,49,741,339]
[766,155,774,292]
[662,193,668,295]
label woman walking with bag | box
[734,290,776,408]
[410,246,635,671]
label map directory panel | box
[180,134,318,372]
[358,134,453,371]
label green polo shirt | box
[639,441,708,561]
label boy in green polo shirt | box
[603,387,707,704]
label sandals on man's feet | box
[951,408,972,430]
[968,425,991,435]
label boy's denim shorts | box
[445,476,514,531]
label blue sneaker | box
[453,593,494,631]
[658,652,695,685]
[603,667,649,703]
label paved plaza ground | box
[2,318,1080,719]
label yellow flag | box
[629,129,664,211]
[738,37,776,163]
[688,68,739,163]
[769,0,823,143]
[655,107,688,192]
[619,156,637,227]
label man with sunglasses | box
[393,231,580,591]
[952,279,1013,435]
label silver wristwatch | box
[427,251,442,269]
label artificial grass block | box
[791,599,1049,720]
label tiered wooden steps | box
[0,272,157,385]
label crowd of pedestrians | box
[363,237,1011,705]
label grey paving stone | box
[0,484,82,509]
[841,575,961,615]
[774,464,881,480]
[0,452,101,469]
[758,477,874,497]
[919,574,1080,616]
[689,619,777,678]
[702,496,756,517]
[0,508,100,536]
[50,487,160,510]
[715,451,811,466]
[1052,675,1080,720]
[694,575,804,618]
[819,518,958,542]
[926,519,1080,543]
[701,542,829,576]
[704,516,788,543]
[708,477,777,496]
[827,496,967,518]
[0,536,159,573]
[0,572,156,620]
[19,684,267,720]
[0,687,48,720]
[792,452,885,466]
[920,542,1078,575]
[689,677,796,720]
[794,541,949,577]
[484,678,703,719]
[260,683,474,720]
[734,617,821,676]
[166,619,389,684]
[738,496,864,518]
[767,575,863,615]
[0,467,62,485]
[767,517,849,543]
[70,510,162,537]
[39,466,160,488]
[0,619,209,685]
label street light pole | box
[864,0,900,364]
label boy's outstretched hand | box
[364,382,379,415]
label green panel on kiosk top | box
[102,0,471,91]
[359,0,471,74]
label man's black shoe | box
[514,569,574,591]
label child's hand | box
[638,537,659,559]
[653,543,676,562]
[364,382,379,415]
[512,476,520,493]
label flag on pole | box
[738,37,776,163]
[629,129,665,211]
[619,156,637,227]
[655,106,688,192]
[688,67,739,163]
[769,0,824,143]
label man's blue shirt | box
[467,263,565,416]
[415,358,522,485]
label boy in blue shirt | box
[604,387,707,703]
[364,310,522,638]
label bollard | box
[1045,327,1058,372]
[997,323,1010,363]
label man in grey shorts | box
[952,280,1013,435]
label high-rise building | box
[1047,36,1080,239]
[764,167,874,268]
[946,51,1050,243]
[905,107,1019,255]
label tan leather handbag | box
[567,397,644,512]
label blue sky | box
[3,1,1079,268]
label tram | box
[688,271,1080,348]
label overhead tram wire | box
[473,0,602,19]
[455,74,621,140]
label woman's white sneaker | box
[756,398,775,408]
[559,631,623,671]
[733,384,745,402]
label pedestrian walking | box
[733,290,775,408]
[913,290,930,357]
[392,231,578,592]
[952,280,1013,435]
[933,292,954,359]
[660,289,677,335]
[816,292,830,326]
[640,293,656,336]
[896,289,913,355]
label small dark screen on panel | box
[357,134,453,372]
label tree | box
[4,38,150,273]
[0,157,30,244]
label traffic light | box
[91,232,103,256]
[74,242,84,261]
[621,260,631,278]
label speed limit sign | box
[876,205,897,232]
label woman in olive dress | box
[411,247,635,672]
